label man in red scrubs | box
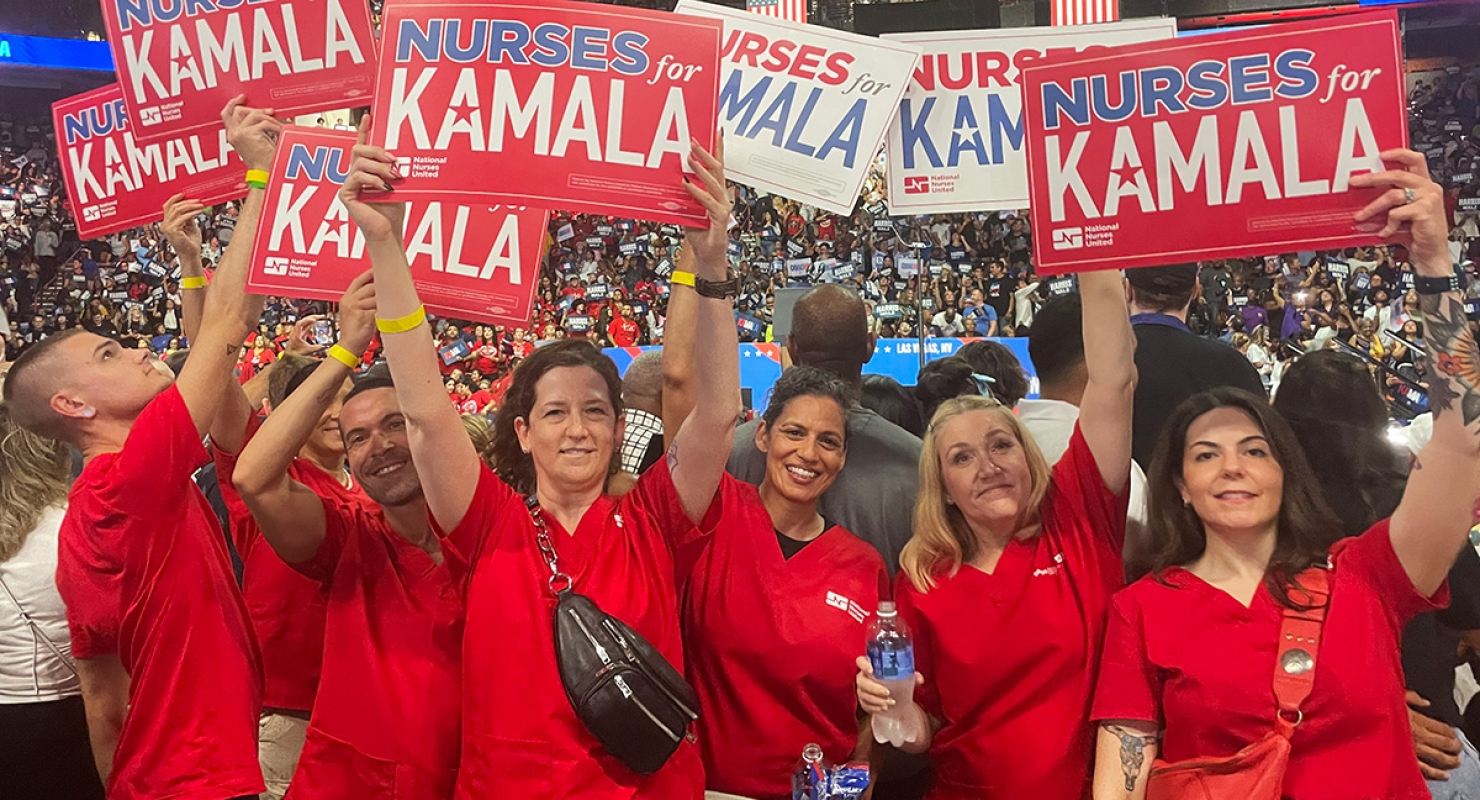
[0,99,280,800]
[232,271,462,800]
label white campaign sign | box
[676,0,920,216]
[883,18,1177,215]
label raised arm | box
[663,138,741,524]
[1354,150,1480,596]
[339,118,481,533]
[1077,269,1136,493]
[234,272,375,564]
[160,195,207,345]
[173,97,275,441]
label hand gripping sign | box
[370,0,721,227]
[100,0,378,142]
[883,19,1176,216]
[247,128,550,327]
[1021,10,1407,274]
[673,0,920,217]
[53,83,245,240]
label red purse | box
[1146,568,1330,800]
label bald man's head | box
[788,285,874,388]
[622,351,664,416]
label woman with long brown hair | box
[1090,150,1480,799]
[0,402,104,799]
[855,267,1136,800]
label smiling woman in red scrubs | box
[855,268,1136,800]
[664,348,887,798]
[1090,150,1480,800]
[339,124,738,800]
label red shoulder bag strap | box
[1272,566,1331,738]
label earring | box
[81,408,96,419]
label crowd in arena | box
[1,34,1480,800]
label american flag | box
[747,0,808,24]
[1052,0,1119,26]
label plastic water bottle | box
[791,742,827,800]
[866,601,919,746]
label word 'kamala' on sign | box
[371,0,721,227]
[52,83,245,240]
[676,0,920,217]
[102,0,378,142]
[248,127,549,327]
[1021,10,1406,274]
[883,19,1176,216]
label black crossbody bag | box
[526,496,700,775]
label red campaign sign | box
[247,127,550,327]
[1021,11,1407,274]
[370,0,722,227]
[101,0,378,142]
[52,83,246,240]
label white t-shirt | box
[1014,282,1040,329]
[1017,399,1149,548]
[0,505,80,703]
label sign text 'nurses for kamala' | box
[248,127,549,328]
[883,20,1177,216]
[101,0,378,142]
[1021,10,1407,274]
[371,0,721,227]
[675,0,919,217]
[52,83,244,240]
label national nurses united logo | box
[826,591,868,623]
[903,176,932,195]
[139,106,163,127]
[263,256,290,276]
[1052,227,1083,250]
[82,206,102,222]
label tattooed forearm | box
[1418,293,1480,427]
[666,441,679,469]
[1105,725,1160,792]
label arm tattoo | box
[1105,725,1160,792]
[1418,293,1480,426]
[666,441,679,469]
[224,343,240,356]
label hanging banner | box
[370,0,722,226]
[100,0,378,142]
[1021,10,1407,274]
[884,19,1176,215]
[52,83,245,240]
[674,0,919,216]
[247,127,550,327]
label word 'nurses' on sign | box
[100,0,379,142]
[52,83,245,240]
[247,127,550,328]
[674,0,920,217]
[370,0,722,227]
[1021,10,1407,274]
[882,19,1176,216]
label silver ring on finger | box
[1403,187,1417,205]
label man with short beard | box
[232,271,461,800]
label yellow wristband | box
[376,305,427,334]
[245,169,270,189]
[327,344,360,370]
[180,276,208,290]
[671,270,696,288]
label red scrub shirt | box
[676,474,887,800]
[214,414,367,713]
[288,498,463,800]
[55,386,264,800]
[1092,521,1443,800]
[435,461,705,800]
[895,426,1127,800]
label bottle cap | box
[802,743,824,763]
[877,601,897,617]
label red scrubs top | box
[214,414,367,713]
[676,474,887,800]
[895,425,1126,800]
[55,386,264,800]
[435,461,705,800]
[1092,521,1443,799]
[288,498,463,800]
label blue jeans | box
[1429,729,1480,800]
